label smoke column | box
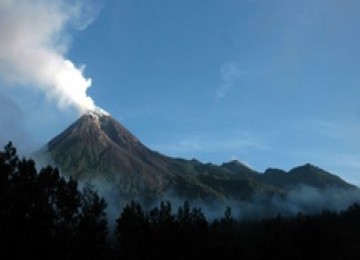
[0,0,105,114]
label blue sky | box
[1,0,360,185]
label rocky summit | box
[45,112,172,199]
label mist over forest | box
[2,0,360,259]
[2,142,360,260]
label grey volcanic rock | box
[47,112,172,198]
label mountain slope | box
[38,112,356,202]
[46,112,172,198]
[260,164,354,190]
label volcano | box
[44,111,173,199]
[37,112,356,203]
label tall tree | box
[75,182,108,258]
[0,142,110,260]
[116,201,150,258]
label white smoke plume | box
[0,0,107,114]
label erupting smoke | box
[0,0,107,115]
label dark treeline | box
[0,142,108,259]
[2,142,360,260]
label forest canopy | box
[1,142,360,260]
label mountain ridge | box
[36,112,356,203]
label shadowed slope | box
[41,112,356,202]
[47,112,171,197]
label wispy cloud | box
[271,116,360,186]
[216,62,245,100]
[311,118,360,185]
[310,118,360,145]
[151,131,269,158]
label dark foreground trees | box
[114,201,360,260]
[0,142,109,260]
[2,142,360,260]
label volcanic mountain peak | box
[44,113,172,198]
[38,113,357,203]
[64,112,140,146]
[97,114,140,144]
[87,107,110,117]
